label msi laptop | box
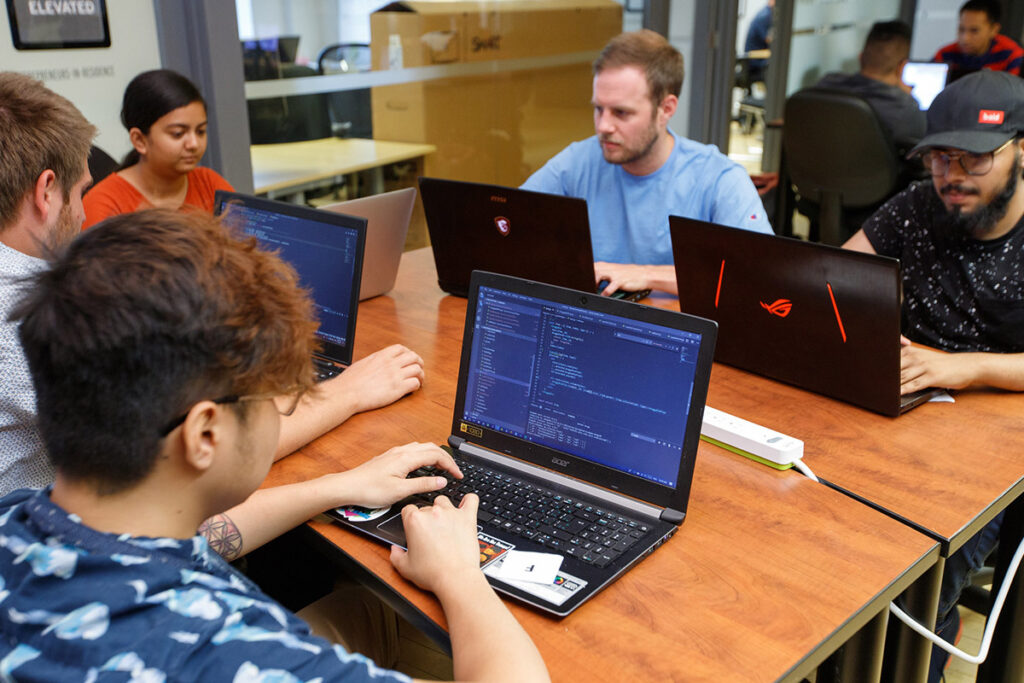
[669,216,940,417]
[330,271,717,616]
[214,191,366,380]
[418,177,650,301]
[322,188,416,300]
[902,61,949,110]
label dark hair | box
[593,30,684,107]
[119,69,206,169]
[861,20,912,75]
[960,0,1001,24]
[0,72,95,232]
[11,209,319,495]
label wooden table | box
[643,293,1024,682]
[250,137,437,200]
[265,249,939,682]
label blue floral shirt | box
[0,488,411,682]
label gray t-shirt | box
[0,242,53,493]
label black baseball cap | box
[908,70,1024,156]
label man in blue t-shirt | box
[0,209,550,682]
[522,30,772,296]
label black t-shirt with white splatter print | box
[863,180,1024,353]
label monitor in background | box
[902,62,949,110]
[277,35,300,63]
[241,38,281,81]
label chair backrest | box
[317,43,373,139]
[783,88,900,209]
[87,146,119,189]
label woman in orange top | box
[83,69,234,229]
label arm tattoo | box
[198,514,244,561]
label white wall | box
[0,0,162,160]
[911,0,961,61]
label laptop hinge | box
[660,508,685,525]
[449,437,665,523]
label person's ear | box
[32,169,59,223]
[128,127,148,157]
[180,401,227,473]
[658,94,678,125]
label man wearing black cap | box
[845,69,1023,680]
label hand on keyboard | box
[335,442,463,509]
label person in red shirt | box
[933,0,1023,80]
[83,69,234,229]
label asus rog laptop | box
[330,270,717,616]
[214,191,366,380]
[322,187,416,300]
[669,217,940,417]
[418,177,649,301]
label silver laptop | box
[322,188,415,300]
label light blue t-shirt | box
[522,131,773,264]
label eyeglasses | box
[920,139,1014,177]
[159,388,305,437]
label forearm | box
[435,572,550,683]
[965,352,1024,391]
[639,265,678,295]
[275,388,359,460]
[204,476,346,559]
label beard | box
[47,201,80,251]
[599,116,661,166]
[937,152,1020,239]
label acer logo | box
[551,457,569,468]
[760,299,792,317]
[494,216,511,236]
[979,109,1005,124]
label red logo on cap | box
[979,110,1005,124]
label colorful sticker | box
[334,505,391,523]
[478,531,514,568]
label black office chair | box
[86,146,119,191]
[317,43,372,139]
[734,56,766,134]
[782,88,901,245]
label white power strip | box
[700,406,804,467]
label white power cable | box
[792,458,819,483]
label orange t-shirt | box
[82,166,234,230]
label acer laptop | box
[669,216,940,417]
[902,61,949,110]
[418,177,649,301]
[322,187,416,300]
[214,191,366,380]
[330,270,717,616]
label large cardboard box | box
[370,0,621,188]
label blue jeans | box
[927,511,1004,683]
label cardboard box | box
[371,0,621,187]
[371,0,622,68]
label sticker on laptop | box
[484,556,588,607]
[478,531,514,568]
[492,550,564,585]
[334,505,391,523]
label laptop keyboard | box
[410,455,653,569]
[313,357,344,382]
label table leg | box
[977,495,1024,683]
[886,556,944,683]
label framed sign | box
[6,0,110,50]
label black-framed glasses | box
[159,388,305,437]
[920,139,1014,177]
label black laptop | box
[669,216,939,416]
[214,191,366,380]
[418,177,649,301]
[330,271,717,616]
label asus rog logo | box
[494,216,511,236]
[760,299,792,317]
[551,457,569,468]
